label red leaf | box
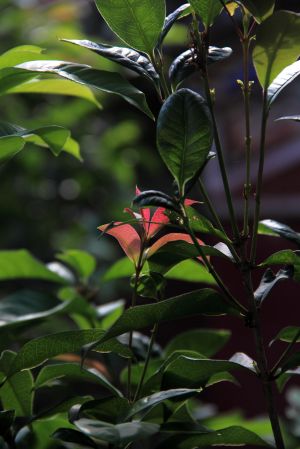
[147,207,169,237]
[98,223,141,264]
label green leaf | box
[0,249,66,283]
[157,89,213,195]
[162,354,255,389]
[62,39,158,84]
[126,389,199,420]
[267,60,300,107]
[0,121,81,161]
[94,0,166,54]
[239,0,274,23]
[0,352,33,417]
[102,257,134,282]
[261,249,299,265]
[35,363,123,397]
[0,67,38,94]
[253,11,300,89]
[17,61,153,118]
[74,397,130,424]
[56,250,96,280]
[276,368,300,392]
[164,329,231,358]
[157,4,192,48]
[258,219,300,247]
[165,259,216,284]
[0,45,45,69]
[190,0,223,28]
[0,136,25,162]
[53,428,97,449]
[0,290,77,332]
[8,329,131,376]
[158,425,270,447]
[169,47,232,89]
[6,78,101,108]
[185,207,230,242]
[74,419,159,444]
[272,326,300,344]
[88,289,237,348]
[254,267,293,305]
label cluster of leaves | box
[2,1,300,449]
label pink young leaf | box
[98,222,141,264]
[184,198,200,207]
[147,232,205,260]
[147,207,169,238]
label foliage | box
[1,1,300,449]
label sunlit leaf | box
[94,0,166,54]
[17,61,154,118]
[253,11,300,89]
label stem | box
[250,92,269,263]
[151,51,171,100]
[241,36,252,239]
[271,329,300,377]
[202,73,240,243]
[197,179,240,264]
[133,322,158,401]
[183,208,247,315]
[243,271,285,449]
[127,258,144,401]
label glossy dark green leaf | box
[185,207,230,242]
[17,61,153,118]
[253,11,300,89]
[157,89,213,195]
[276,115,300,122]
[162,354,255,389]
[62,39,158,84]
[0,290,75,332]
[239,0,274,23]
[157,4,192,48]
[267,60,300,107]
[190,0,223,28]
[254,267,293,305]
[126,389,199,420]
[8,329,131,376]
[56,249,96,280]
[0,249,66,283]
[74,418,159,444]
[158,425,270,447]
[169,47,232,89]
[0,351,33,417]
[133,190,180,212]
[258,219,300,247]
[279,352,300,373]
[86,289,237,351]
[39,396,92,420]
[94,0,166,54]
[35,363,122,397]
[73,397,130,424]
[164,329,231,358]
[53,428,97,449]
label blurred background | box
[1,0,300,438]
